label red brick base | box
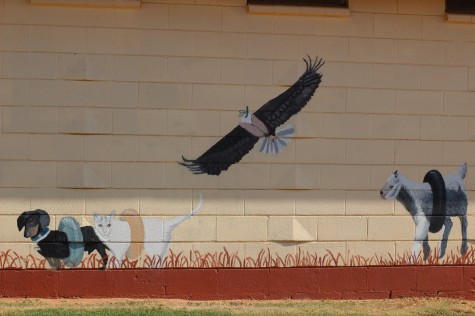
[1,266,475,299]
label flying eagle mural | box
[180,56,324,176]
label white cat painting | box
[93,193,203,268]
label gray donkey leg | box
[460,215,468,255]
[439,217,453,258]
[422,235,430,261]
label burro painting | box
[1,0,474,271]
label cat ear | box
[93,212,100,221]
[110,210,116,217]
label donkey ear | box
[35,209,50,228]
[394,170,398,177]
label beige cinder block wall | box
[1,0,474,266]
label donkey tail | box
[423,170,446,234]
[119,209,144,260]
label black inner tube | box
[423,170,446,233]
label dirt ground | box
[1,297,475,315]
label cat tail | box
[119,209,144,260]
[191,193,204,216]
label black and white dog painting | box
[17,209,109,269]
[380,163,468,260]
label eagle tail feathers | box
[259,124,295,154]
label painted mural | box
[2,56,472,269]
[180,56,324,175]
[380,163,468,260]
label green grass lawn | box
[1,298,475,316]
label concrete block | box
[30,26,86,53]
[373,64,420,89]
[270,164,319,190]
[349,0,397,14]
[421,66,467,91]
[0,188,30,215]
[221,59,272,85]
[318,216,367,241]
[395,90,443,115]
[295,139,345,164]
[347,88,395,114]
[397,40,446,65]
[31,188,85,215]
[247,34,299,60]
[395,140,443,165]
[169,4,221,31]
[85,189,139,215]
[57,162,111,189]
[374,14,421,39]
[371,115,420,140]
[268,216,317,242]
[443,142,475,165]
[346,191,393,215]
[346,140,395,165]
[138,136,191,162]
[29,134,83,161]
[83,81,138,108]
[139,83,191,109]
[28,80,83,107]
[0,79,28,106]
[445,42,475,66]
[347,241,396,261]
[217,216,267,242]
[295,190,345,215]
[320,165,371,190]
[444,92,475,116]
[397,0,444,15]
[349,38,397,63]
[167,110,220,136]
[2,52,57,79]
[3,106,57,133]
[320,113,372,139]
[323,62,372,88]
[0,134,28,159]
[1,161,56,188]
[141,30,194,56]
[164,162,219,189]
[368,216,414,241]
[84,135,138,161]
[422,16,469,42]
[58,107,112,134]
[222,6,273,33]
[195,32,246,58]
[86,28,140,54]
[272,60,302,86]
[111,162,165,189]
[172,215,216,242]
[309,87,346,113]
[114,3,168,29]
[469,68,475,91]
[139,189,192,215]
[244,189,294,215]
[59,54,113,81]
[216,162,269,189]
[421,116,467,141]
[113,55,166,82]
[193,189,244,215]
[299,35,349,62]
[168,57,221,84]
[192,84,244,111]
[113,109,166,135]
[292,112,322,137]
[0,25,29,51]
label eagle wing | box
[180,126,259,175]
[253,56,324,131]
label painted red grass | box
[2,246,475,269]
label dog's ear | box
[35,209,50,228]
[17,211,29,231]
